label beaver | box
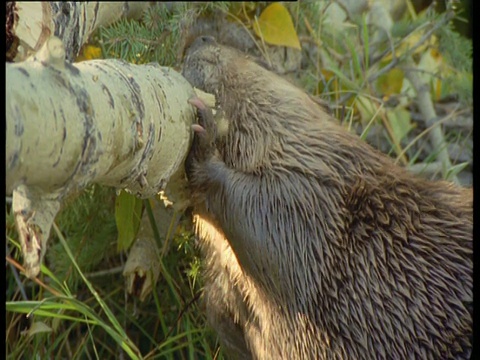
[181,36,473,359]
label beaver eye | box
[201,58,216,65]
[198,53,219,66]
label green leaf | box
[388,107,413,147]
[355,95,382,128]
[25,322,53,337]
[253,3,301,50]
[115,190,143,252]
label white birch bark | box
[10,1,151,62]
[6,36,197,278]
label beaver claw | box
[186,96,218,176]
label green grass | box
[6,186,221,359]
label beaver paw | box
[186,96,218,177]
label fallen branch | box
[6,36,197,277]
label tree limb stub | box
[6,36,197,278]
[12,185,61,278]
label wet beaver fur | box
[181,36,473,359]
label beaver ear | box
[182,35,218,60]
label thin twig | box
[368,10,455,83]
[403,56,458,184]
[85,266,124,278]
[336,10,456,106]
[6,244,29,301]
[5,255,63,297]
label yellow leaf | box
[75,44,103,62]
[84,44,102,59]
[317,69,339,94]
[376,68,404,96]
[434,78,442,101]
[381,34,438,62]
[253,3,301,50]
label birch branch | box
[8,1,151,62]
[6,36,197,278]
